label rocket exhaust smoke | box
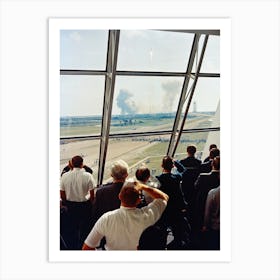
[116,89,138,115]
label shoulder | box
[148,198,167,210]
[99,208,119,221]
[97,183,115,192]
[61,171,71,180]
[209,186,220,195]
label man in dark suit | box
[90,159,129,249]
[179,145,202,170]
[176,145,201,208]
[91,160,128,225]
[203,144,217,163]
[191,156,220,248]
[156,156,189,250]
[200,148,220,174]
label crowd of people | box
[60,144,220,251]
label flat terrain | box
[60,114,213,182]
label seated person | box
[82,182,169,250]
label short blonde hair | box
[111,160,129,181]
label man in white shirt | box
[60,155,96,250]
[82,181,169,250]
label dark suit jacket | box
[203,156,210,163]
[179,156,201,170]
[156,172,187,219]
[200,160,212,174]
[192,171,220,230]
[91,182,124,225]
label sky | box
[60,29,220,117]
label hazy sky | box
[60,30,220,116]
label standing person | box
[203,186,220,250]
[203,144,217,163]
[179,145,202,170]
[82,182,169,250]
[61,159,93,177]
[135,164,160,205]
[156,156,189,250]
[200,147,220,174]
[91,160,128,225]
[191,156,220,249]
[60,155,96,250]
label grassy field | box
[60,114,214,182]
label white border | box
[49,18,231,262]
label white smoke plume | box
[161,80,181,112]
[116,89,138,115]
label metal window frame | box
[97,30,120,185]
[171,35,210,157]
[59,30,220,184]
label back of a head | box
[71,155,83,168]
[111,160,129,181]
[161,156,173,171]
[209,144,217,151]
[209,148,220,159]
[212,156,220,171]
[136,165,150,182]
[187,145,196,156]
[119,181,140,207]
[138,225,166,250]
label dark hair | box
[136,166,150,182]
[138,225,167,250]
[162,156,173,171]
[212,156,220,170]
[71,156,83,168]
[83,165,93,174]
[209,144,217,150]
[187,145,196,156]
[209,148,220,159]
[119,182,140,207]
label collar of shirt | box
[120,206,137,210]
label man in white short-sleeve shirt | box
[60,155,96,250]
[82,181,169,250]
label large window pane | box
[117,30,194,72]
[60,30,108,70]
[103,136,171,183]
[174,131,216,161]
[60,75,105,137]
[200,35,220,73]
[60,139,100,180]
[110,76,184,134]
[184,77,220,130]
